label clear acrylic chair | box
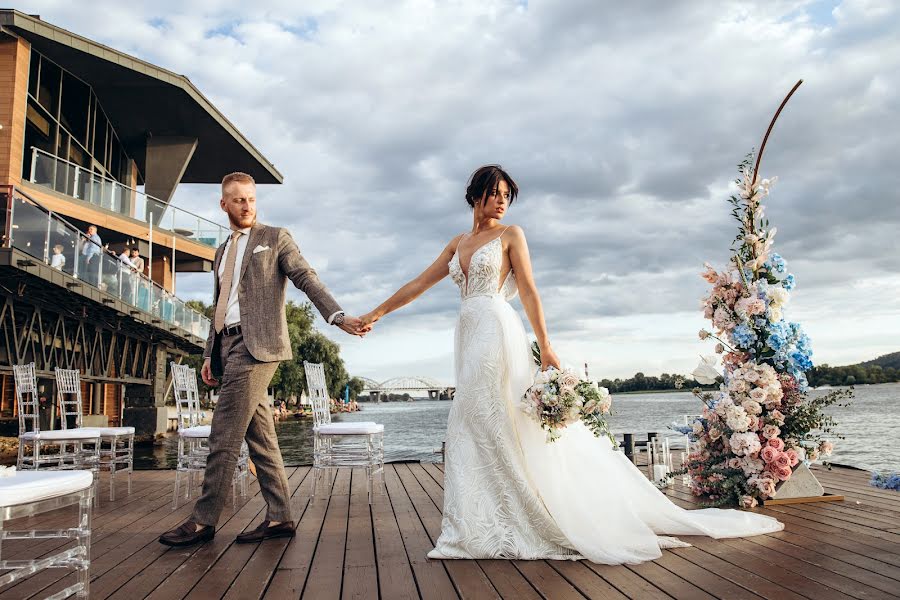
[13,363,101,507]
[170,362,249,509]
[0,470,94,598]
[305,361,384,504]
[55,368,135,501]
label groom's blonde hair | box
[221,171,255,193]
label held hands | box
[359,311,381,328]
[339,316,373,337]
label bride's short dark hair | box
[465,165,519,208]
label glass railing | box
[29,147,229,248]
[2,188,210,341]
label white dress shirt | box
[217,226,251,327]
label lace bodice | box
[449,236,517,301]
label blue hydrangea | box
[789,350,813,372]
[871,472,900,491]
[754,316,768,328]
[731,324,757,348]
[768,320,789,338]
[767,332,788,352]
[796,333,812,354]
[782,274,795,290]
[768,253,787,274]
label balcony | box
[28,147,229,249]
[2,188,210,343]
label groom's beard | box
[229,216,256,229]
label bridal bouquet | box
[678,157,851,507]
[522,343,616,445]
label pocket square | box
[252,245,270,254]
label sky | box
[20,0,900,385]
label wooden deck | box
[1,463,898,599]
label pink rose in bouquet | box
[774,465,792,481]
[760,446,779,463]
[784,449,800,467]
[739,495,759,508]
[766,437,785,452]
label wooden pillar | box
[0,36,30,186]
[623,433,635,463]
[149,254,174,291]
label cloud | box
[23,0,900,382]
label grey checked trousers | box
[191,331,292,526]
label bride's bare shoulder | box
[504,225,526,242]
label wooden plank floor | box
[1,463,898,599]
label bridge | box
[360,376,455,401]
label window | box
[37,57,60,116]
[24,49,134,187]
[28,52,39,98]
[23,100,56,182]
[60,72,90,147]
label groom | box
[159,172,369,547]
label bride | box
[360,165,783,564]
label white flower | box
[692,355,720,385]
[741,399,762,415]
[768,287,790,308]
[725,406,752,432]
[730,432,762,457]
[749,387,767,402]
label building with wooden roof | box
[0,10,282,438]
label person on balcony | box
[118,247,136,303]
[80,225,102,285]
[50,244,65,270]
[129,247,145,274]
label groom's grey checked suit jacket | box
[204,222,342,376]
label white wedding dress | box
[427,231,784,564]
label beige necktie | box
[214,230,243,333]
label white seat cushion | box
[81,426,136,436]
[20,429,101,441]
[319,421,377,429]
[0,470,93,507]
[315,423,384,435]
[179,425,211,438]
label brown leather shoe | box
[236,520,296,543]
[159,520,215,547]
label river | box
[136,382,899,474]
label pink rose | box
[762,424,781,439]
[767,437,785,452]
[784,449,800,467]
[774,453,790,468]
[755,476,777,497]
[739,495,759,508]
[728,458,743,470]
[760,446,778,463]
[776,465,792,481]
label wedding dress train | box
[427,231,783,564]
